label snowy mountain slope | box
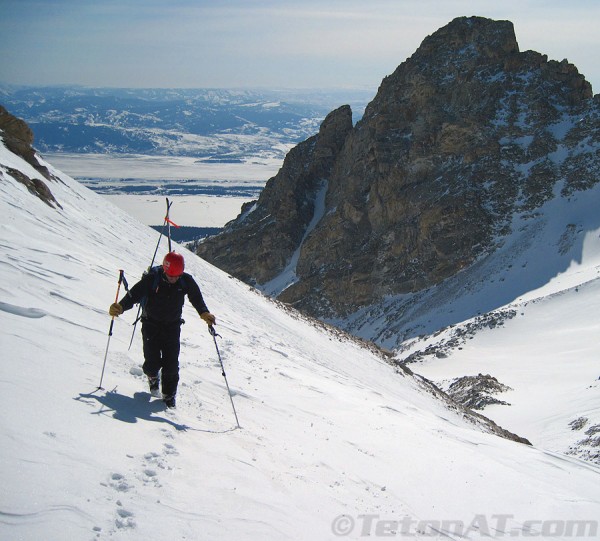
[400,263,600,466]
[1,143,600,540]
[380,177,600,465]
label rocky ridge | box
[0,105,60,208]
[197,16,600,329]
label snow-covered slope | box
[383,177,600,466]
[398,228,600,464]
[1,142,599,540]
[408,281,600,465]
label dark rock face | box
[0,105,55,180]
[197,16,599,320]
[0,105,34,147]
[198,105,353,285]
[0,105,60,208]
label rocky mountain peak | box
[312,104,353,160]
[414,16,519,64]
[197,16,600,326]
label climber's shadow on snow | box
[75,390,190,431]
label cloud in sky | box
[1,0,599,92]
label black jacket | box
[119,268,209,324]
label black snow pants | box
[141,319,181,398]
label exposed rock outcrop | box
[446,373,512,410]
[399,364,530,445]
[0,105,60,208]
[197,16,599,322]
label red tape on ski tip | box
[164,217,180,228]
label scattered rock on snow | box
[567,422,600,465]
[569,417,589,431]
[446,373,512,410]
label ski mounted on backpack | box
[128,198,179,350]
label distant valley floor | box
[43,152,278,240]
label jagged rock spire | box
[197,16,599,321]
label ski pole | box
[209,326,241,429]
[98,269,126,390]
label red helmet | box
[163,252,185,277]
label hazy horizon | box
[1,1,599,94]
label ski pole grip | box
[113,270,124,304]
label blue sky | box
[1,0,599,92]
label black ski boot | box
[148,376,161,398]
[163,394,176,409]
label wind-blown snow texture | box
[1,141,599,539]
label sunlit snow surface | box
[1,141,599,540]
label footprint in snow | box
[163,443,179,456]
[129,366,144,377]
[107,472,132,493]
[115,501,135,529]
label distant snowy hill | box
[1,109,600,539]
[0,85,372,160]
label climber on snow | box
[109,252,216,408]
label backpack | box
[138,266,188,319]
